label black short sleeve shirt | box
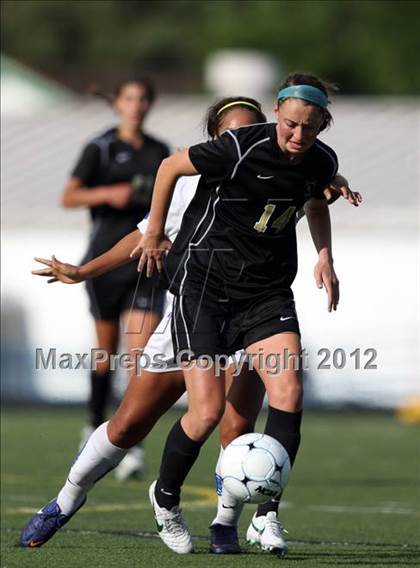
[71,128,169,254]
[167,123,338,300]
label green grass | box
[1,408,419,567]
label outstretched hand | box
[130,233,172,276]
[314,259,340,312]
[32,256,83,284]
[324,174,362,206]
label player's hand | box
[129,238,144,260]
[106,184,134,209]
[314,258,340,312]
[323,174,362,206]
[135,232,172,276]
[32,256,84,284]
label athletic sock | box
[57,422,127,515]
[256,406,302,518]
[214,446,224,495]
[264,405,302,465]
[255,494,282,517]
[155,419,204,509]
[211,447,244,527]
[89,370,112,428]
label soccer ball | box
[220,433,291,504]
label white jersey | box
[137,176,199,372]
[137,175,200,242]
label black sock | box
[89,370,112,428]
[256,406,302,518]
[255,494,282,517]
[155,419,204,509]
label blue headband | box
[277,85,328,109]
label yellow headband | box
[216,100,260,116]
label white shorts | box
[140,291,181,374]
[140,291,248,374]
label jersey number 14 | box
[254,204,296,233]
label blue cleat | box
[20,497,86,548]
[209,523,241,554]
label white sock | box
[211,446,244,527]
[57,422,128,515]
[214,446,224,496]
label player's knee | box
[107,416,138,448]
[201,408,225,431]
[191,403,225,436]
[220,415,254,448]
[269,381,303,411]
[286,384,304,410]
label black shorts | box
[171,291,300,361]
[86,268,165,321]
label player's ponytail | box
[86,83,114,105]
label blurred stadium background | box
[1,0,419,410]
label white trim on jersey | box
[177,185,222,352]
[314,140,338,177]
[92,132,113,168]
[226,130,242,161]
[172,295,180,355]
[230,136,271,179]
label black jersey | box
[166,122,338,301]
[72,128,169,254]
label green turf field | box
[1,408,419,567]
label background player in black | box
[139,73,342,554]
[62,78,169,474]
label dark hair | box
[205,96,267,138]
[277,72,338,131]
[88,77,156,106]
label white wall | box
[2,97,419,407]
[2,221,418,407]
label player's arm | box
[139,150,198,275]
[61,177,133,209]
[62,142,133,209]
[304,197,339,312]
[32,229,141,284]
[323,173,362,206]
[130,176,194,265]
[297,172,362,222]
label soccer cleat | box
[148,480,193,554]
[246,511,288,556]
[20,497,86,548]
[209,523,241,554]
[114,447,146,481]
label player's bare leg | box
[108,369,185,447]
[20,369,185,548]
[113,307,164,479]
[219,364,265,448]
[244,332,303,555]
